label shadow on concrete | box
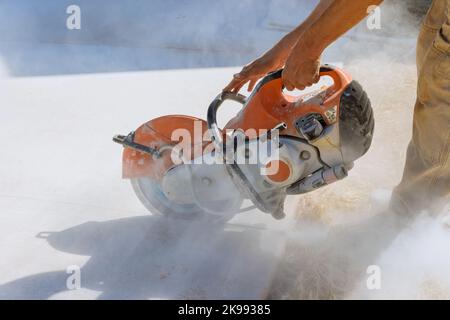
[0,215,280,299]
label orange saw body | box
[114,65,373,221]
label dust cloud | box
[268,0,450,300]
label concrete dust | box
[268,1,450,300]
[0,68,289,299]
[290,59,417,226]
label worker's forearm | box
[279,0,334,48]
[267,0,334,61]
[268,0,382,63]
[297,0,384,58]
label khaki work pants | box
[391,0,450,215]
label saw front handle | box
[207,92,246,147]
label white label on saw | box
[325,105,338,123]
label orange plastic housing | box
[224,68,352,137]
[122,67,352,180]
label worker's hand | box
[223,51,285,93]
[282,42,321,91]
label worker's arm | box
[224,0,383,93]
[223,0,334,93]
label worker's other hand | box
[223,52,284,93]
[282,49,321,91]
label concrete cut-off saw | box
[113,65,374,222]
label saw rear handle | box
[208,64,344,141]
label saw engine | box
[113,65,374,221]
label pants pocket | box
[436,56,450,78]
[418,43,450,105]
[433,28,450,78]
